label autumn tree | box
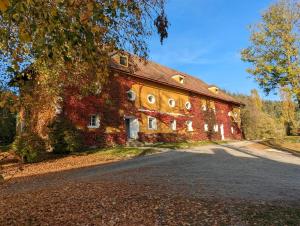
[280,89,298,135]
[0,0,168,91]
[0,0,168,126]
[0,89,17,144]
[0,0,169,158]
[241,0,300,108]
[236,90,285,139]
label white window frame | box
[204,124,209,132]
[148,116,157,130]
[171,120,177,131]
[185,101,191,110]
[147,94,156,104]
[231,126,234,134]
[127,90,136,101]
[214,124,219,132]
[168,98,176,107]
[186,120,193,132]
[202,104,207,111]
[88,114,100,128]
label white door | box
[130,118,139,139]
[220,124,225,140]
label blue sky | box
[148,0,277,100]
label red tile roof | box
[111,55,242,106]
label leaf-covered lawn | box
[1,147,159,180]
[0,181,299,225]
[242,202,300,225]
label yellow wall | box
[129,81,195,134]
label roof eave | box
[110,66,243,106]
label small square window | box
[148,117,157,130]
[120,56,128,66]
[88,115,100,128]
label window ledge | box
[88,125,100,129]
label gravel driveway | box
[3,141,300,201]
[1,141,300,225]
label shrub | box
[48,117,83,154]
[0,113,16,145]
[12,133,46,163]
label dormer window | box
[119,55,128,67]
[179,77,184,83]
[208,86,219,94]
[172,74,185,84]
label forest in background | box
[229,89,300,140]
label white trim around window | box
[127,90,136,101]
[148,116,157,130]
[185,101,191,110]
[88,114,100,128]
[204,123,209,132]
[171,119,177,131]
[147,94,156,104]
[186,120,193,131]
[168,98,176,107]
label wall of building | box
[63,71,242,147]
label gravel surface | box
[1,141,300,225]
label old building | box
[63,53,243,147]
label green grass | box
[0,144,11,152]
[75,147,159,159]
[148,140,228,150]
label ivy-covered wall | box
[63,71,242,147]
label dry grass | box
[258,136,300,154]
[148,140,229,149]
